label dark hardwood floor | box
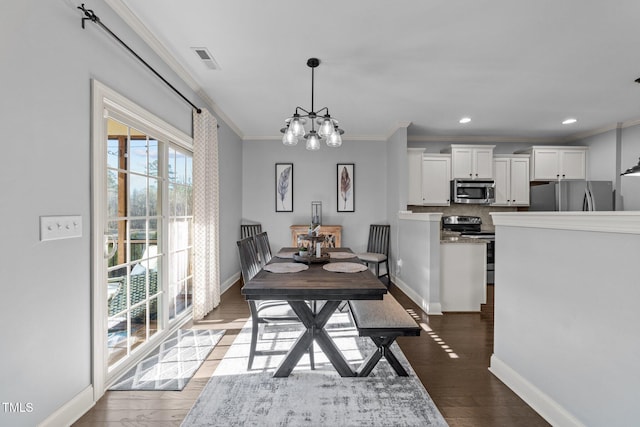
[75,282,549,426]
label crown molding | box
[104,0,244,139]
[407,134,565,144]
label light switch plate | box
[40,215,83,241]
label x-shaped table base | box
[356,336,409,377]
[274,300,356,377]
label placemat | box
[275,251,296,259]
[264,262,309,273]
[329,252,356,259]
[322,262,368,273]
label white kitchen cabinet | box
[492,155,530,206]
[407,148,425,205]
[518,146,587,181]
[446,145,495,179]
[421,154,451,206]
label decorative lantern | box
[311,201,322,226]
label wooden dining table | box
[241,247,388,377]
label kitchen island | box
[489,212,640,427]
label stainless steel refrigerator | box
[529,180,614,211]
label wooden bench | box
[349,293,420,376]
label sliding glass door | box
[92,80,194,394]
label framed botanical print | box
[337,163,354,212]
[275,163,293,212]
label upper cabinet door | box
[473,148,494,179]
[451,147,474,179]
[492,158,510,205]
[510,157,530,205]
[559,149,586,180]
[531,149,560,180]
[422,155,451,206]
[407,149,424,205]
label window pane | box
[168,148,176,182]
[168,183,176,216]
[129,136,148,175]
[148,139,159,177]
[175,185,186,217]
[128,174,147,217]
[185,156,193,185]
[128,219,146,263]
[129,270,148,307]
[149,177,159,217]
[107,170,119,219]
[175,151,186,184]
[149,219,158,244]
[107,138,120,170]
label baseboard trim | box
[392,275,443,315]
[221,272,240,294]
[489,355,585,427]
[38,385,94,427]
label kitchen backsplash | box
[407,205,519,231]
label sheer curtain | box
[192,109,220,320]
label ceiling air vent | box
[192,47,220,70]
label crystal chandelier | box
[281,58,344,150]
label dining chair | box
[253,231,272,265]
[240,223,262,239]
[357,224,391,285]
[237,236,314,370]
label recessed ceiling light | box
[562,118,577,125]
[459,117,471,124]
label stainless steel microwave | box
[450,179,495,204]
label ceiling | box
[112,0,640,143]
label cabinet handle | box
[562,174,566,178]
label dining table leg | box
[273,300,356,378]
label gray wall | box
[0,1,241,425]
[242,139,387,254]
[493,223,639,426]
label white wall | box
[491,215,640,426]
[386,125,408,276]
[0,1,242,425]
[242,139,387,254]
[394,213,442,314]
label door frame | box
[90,80,193,401]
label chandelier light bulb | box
[282,127,298,146]
[306,132,320,151]
[326,128,342,147]
[318,116,333,138]
[290,116,306,138]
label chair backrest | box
[237,236,262,283]
[241,224,263,239]
[366,224,390,255]
[253,231,272,266]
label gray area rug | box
[182,312,447,426]
[110,329,225,391]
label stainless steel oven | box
[441,215,495,284]
[450,179,495,204]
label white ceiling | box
[113,0,640,143]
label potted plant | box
[298,246,309,257]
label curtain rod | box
[78,4,202,114]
